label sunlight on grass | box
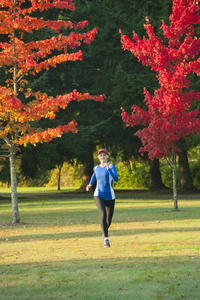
[1,196,200,299]
[0,186,78,194]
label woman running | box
[86,149,118,247]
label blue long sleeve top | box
[89,164,118,200]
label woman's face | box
[98,152,109,164]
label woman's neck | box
[100,162,107,167]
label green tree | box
[68,0,172,187]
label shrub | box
[115,161,150,188]
[46,162,82,188]
[190,161,200,189]
[160,161,180,189]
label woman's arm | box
[86,169,96,191]
[107,164,118,182]
[86,184,92,191]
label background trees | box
[1,0,200,197]
[46,0,173,190]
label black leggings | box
[94,196,115,238]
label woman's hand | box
[86,184,92,191]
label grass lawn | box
[0,192,200,299]
[0,186,78,194]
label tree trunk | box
[10,148,20,224]
[77,143,94,192]
[10,0,20,224]
[149,158,168,191]
[178,150,197,192]
[57,166,62,191]
[172,149,178,211]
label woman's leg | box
[94,196,108,237]
[105,199,115,229]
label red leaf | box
[120,0,200,159]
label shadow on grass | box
[1,189,200,202]
[1,256,199,300]
[1,225,200,244]
[1,203,200,229]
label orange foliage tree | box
[0,0,105,223]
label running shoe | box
[104,238,110,248]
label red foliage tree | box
[120,0,200,209]
[0,0,105,223]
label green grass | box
[0,193,200,300]
[0,186,78,194]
